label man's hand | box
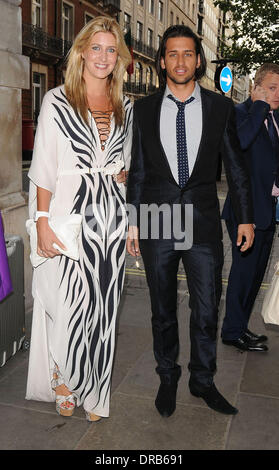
[251,85,268,103]
[115,170,129,184]
[126,226,140,257]
[237,224,255,252]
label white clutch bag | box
[261,262,279,325]
[26,214,82,268]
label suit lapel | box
[274,110,279,129]
[185,86,213,184]
[153,91,180,186]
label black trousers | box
[140,237,224,392]
[222,218,275,340]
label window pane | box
[33,72,40,84]
[32,0,42,27]
[62,3,73,40]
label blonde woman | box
[26,16,133,422]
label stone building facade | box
[0,0,30,305]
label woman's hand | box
[115,170,129,185]
[37,217,66,258]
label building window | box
[85,13,94,24]
[124,13,131,34]
[158,1,164,22]
[147,28,153,47]
[62,2,74,42]
[176,16,179,25]
[170,11,174,26]
[32,0,43,28]
[192,4,195,19]
[149,0,155,15]
[138,0,144,6]
[146,66,153,92]
[136,21,143,42]
[135,62,143,88]
[33,72,46,124]
[157,34,162,49]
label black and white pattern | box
[26,86,133,416]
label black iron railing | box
[131,36,157,59]
[22,23,63,56]
[103,0,121,10]
[123,82,157,95]
[22,23,73,58]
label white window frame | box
[32,0,42,28]
[136,21,143,42]
[158,1,164,22]
[84,12,95,24]
[147,28,153,47]
[62,1,74,42]
[149,0,155,15]
[32,71,46,123]
[124,12,131,34]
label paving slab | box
[75,392,232,451]
[240,328,279,398]
[111,323,153,393]
[226,394,279,450]
[0,403,90,450]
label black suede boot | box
[155,370,181,417]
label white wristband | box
[35,211,50,222]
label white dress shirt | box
[160,82,203,184]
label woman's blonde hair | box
[64,16,131,127]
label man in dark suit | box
[221,63,279,351]
[126,25,254,416]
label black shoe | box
[190,383,238,415]
[155,372,180,418]
[222,334,268,352]
[245,328,268,343]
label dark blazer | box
[127,86,253,244]
[222,97,279,230]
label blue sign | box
[219,66,233,94]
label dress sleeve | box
[122,99,133,171]
[28,91,58,195]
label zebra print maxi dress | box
[26,85,133,417]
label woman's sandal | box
[52,366,75,417]
[56,394,76,417]
[85,411,102,422]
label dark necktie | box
[167,94,195,187]
[267,112,279,186]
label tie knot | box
[167,94,195,109]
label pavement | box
[1,174,279,453]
